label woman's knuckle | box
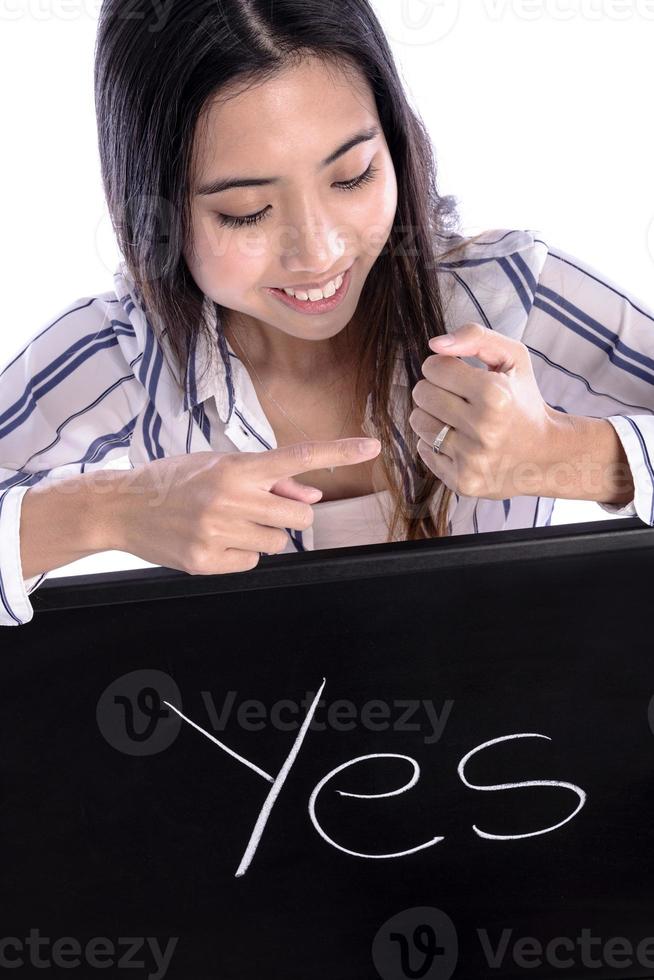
[458,469,481,497]
[186,540,216,574]
[412,380,425,402]
[271,529,290,553]
[291,442,314,466]
[302,504,315,529]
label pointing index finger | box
[248,438,382,485]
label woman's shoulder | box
[434,227,547,267]
[433,227,550,345]
[4,289,127,376]
[434,226,551,298]
[42,261,156,360]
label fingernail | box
[359,438,381,453]
[306,488,323,500]
[431,335,455,348]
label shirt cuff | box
[0,485,49,626]
[595,416,652,524]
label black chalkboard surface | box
[3,517,654,980]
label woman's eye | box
[216,163,380,229]
[217,208,271,230]
[334,162,379,193]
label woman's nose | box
[280,219,347,270]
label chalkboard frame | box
[32,514,654,613]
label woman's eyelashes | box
[216,163,380,229]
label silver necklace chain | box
[228,326,356,474]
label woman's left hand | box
[409,322,561,500]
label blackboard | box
[2,516,654,979]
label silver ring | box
[432,424,452,455]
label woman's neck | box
[223,313,357,387]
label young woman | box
[1,0,652,627]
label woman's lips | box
[267,264,354,316]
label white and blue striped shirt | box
[1,228,652,627]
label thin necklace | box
[228,326,357,474]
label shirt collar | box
[180,296,234,422]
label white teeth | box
[283,273,344,302]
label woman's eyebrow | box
[195,125,381,197]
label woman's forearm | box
[537,410,635,505]
[19,470,125,580]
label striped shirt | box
[1,228,652,627]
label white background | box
[1,0,653,579]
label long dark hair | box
[94,0,486,541]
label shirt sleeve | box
[0,295,144,627]
[518,233,654,526]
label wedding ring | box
[432,424,452,455]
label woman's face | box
[184,56,398,367]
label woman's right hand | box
[109,438,382,575]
